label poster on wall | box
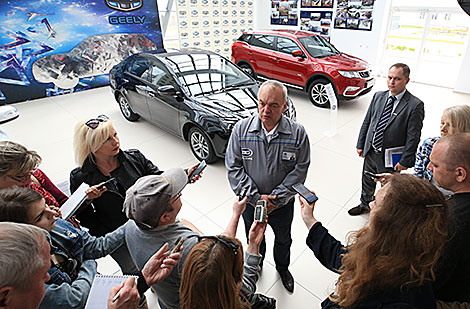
[301,0,333,8]
[334,0,374,31]
[0,0,164,104]
[300,11,332,40]
[176,0,254,59]
[271,0,298,26]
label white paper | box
[60,182,89,220]
[85,275,137,309]
[324,83,338,137]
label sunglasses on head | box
[85,114,109,129]
[188,235,240,255]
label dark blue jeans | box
[242,198,294,272]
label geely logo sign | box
[105,0,143,12]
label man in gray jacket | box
[225,80,310,293]
[349,63,424,216]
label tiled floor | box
[4,78,470,307]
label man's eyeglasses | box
[170,192,182,206]
[85,114,109,129]
[188,235,240,255]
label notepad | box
[85,274,137,309]
[60,182,89,220]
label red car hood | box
[316,53,369,71]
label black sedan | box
[109,48,296,163]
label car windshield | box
[164,53,253,96]
[298,35,340,58]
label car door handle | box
[122,78,129,83]
[148,91,156,97]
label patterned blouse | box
[413,136,440,181]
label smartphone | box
[239,187,247,200]
[292,183,318,204]
[254,200,267,223]
[188,160,207,182]
[97,177,116,190]
[168,237,184,255]
[364,171,380,179]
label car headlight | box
[338,70,362,79]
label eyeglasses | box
[85,114,109,129]
[190,235,240,255]
[170,192,182,206]
[5,171,32,182]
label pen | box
[111,282,125,303]
[111,277,137,303]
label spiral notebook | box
[85,274,137,309]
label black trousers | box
[360,150,396,206]
[242,198,294,272]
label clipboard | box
[60,182,89,220]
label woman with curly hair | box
[299,174,450,308]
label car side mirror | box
[292,50,305,58]
[157,85,178,96]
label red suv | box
[231,30,375,108]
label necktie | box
[372,96,396,151]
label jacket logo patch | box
[241,148,253,160]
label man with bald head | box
[226,80,310,292]
[428,133,470,302]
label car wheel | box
[238,63,256,78]
[188,127,217,163]
[355,12,360,18]
[118,94,139,121]
[308,79,333,108]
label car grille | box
[359,70,371,78]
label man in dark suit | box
[349,63,425,215]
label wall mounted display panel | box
[301,0,333,8]
[271,0,299,26]
[0,0,164,104]
[334,0,374,31]
[300,11,332,40]
[176,0,253,58]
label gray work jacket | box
[225,114,310,207]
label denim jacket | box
[40,219,126,309]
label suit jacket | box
[356,90,424,167]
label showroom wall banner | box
[176,0,254,59]
[334,0,374,31]
[0,0,164,104]
[300,11,333,40]
[301,0,333,9]
[271,0,299,25]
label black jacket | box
[70,149,162,237]
[306,222,436,308]
[433,192,470,302]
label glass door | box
[381,8,470,88]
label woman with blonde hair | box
[0,141,69,215]
[414,105,470,180]
[70,115,198,282]
[299,174,450,308]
